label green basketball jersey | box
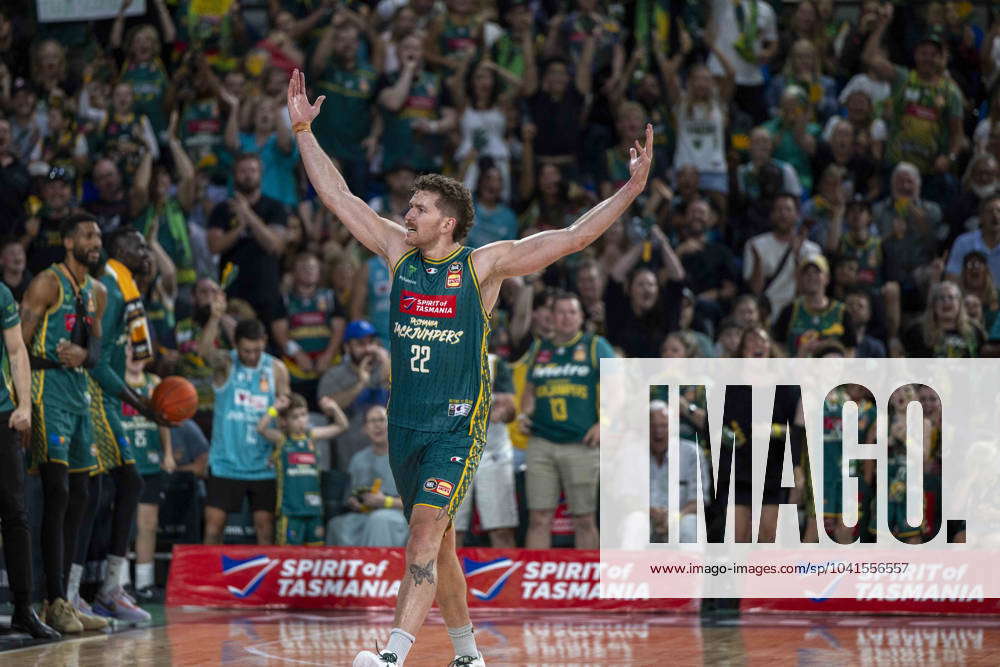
[0,283,19,412]
[527,332,615,443]
[275,433,323,517]
[388,246,490,440]
[30,265,96,414]
[784,298,849,356]
[122,372,163,476]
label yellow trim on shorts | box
[413,502,445,511]
[69,464,98,474]
[93,394,118,473]
[448,441,479,516]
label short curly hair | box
[412,174,475,243]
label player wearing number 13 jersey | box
[290,66,654,667]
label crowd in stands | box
[2,0,1000,557]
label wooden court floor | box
[3,607,1000,665]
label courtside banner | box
[166,545,697,611]
[600,358,1000,599]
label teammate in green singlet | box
[20,214,109,634]
[291,69,654,667]
[256,393,348,546]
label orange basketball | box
[151,376,198,423]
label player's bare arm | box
[19,270,60,346]
[472,124,655,312]
[4,322,31,432]
[273,358,290,398]
[287,69,409,266]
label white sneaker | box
[448,652,485,666]
[353,650,400,666]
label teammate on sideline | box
[0,279,59,638]
[288,68,653,667]
[20,214,108,633]
[256,392,349,545]
[70,228,168,624]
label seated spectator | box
[317,320,390,471]
[901,281,985,357]
[955,250,1000,330]
[0,237,29,300]
[0,118,30,236]
[32,104,89,181]
[946,154,999,244]
[766,38,837,123]
[466,163,517,247]
[801,163,848,250]
[773,255,857,357]
[326,405,408,547]
[743,193,822,321]
[844,289,888,358]
[813,118,880,204]
[874,163,944,312]
[763,85,821,194]
[735,127,802,246]
[673,199,738,325]
[8,78,42,164]
[822,87,887,163]
[649,399,707,543]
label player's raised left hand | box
[287,68,325,126]
[627,124,655,192]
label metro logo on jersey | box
[399,291,457,318]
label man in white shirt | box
[743,193,822,320]
[707,0,778,124]
[649,400,708,543]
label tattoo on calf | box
[409,559,436,586]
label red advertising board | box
[166,545,697,612]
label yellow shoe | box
[71,596,109,631]
[44,598,84,634]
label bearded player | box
[288,69,653,667]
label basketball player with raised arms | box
[289,69,653,667]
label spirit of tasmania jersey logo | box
[399,291,457,318]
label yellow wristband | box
[292,121,312,134]
[267,406,278,418]
[384,496,393,509]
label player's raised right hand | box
[287,68,325,126]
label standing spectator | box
[257,393,348,545]
[946,154,999,243]
[90,82,159,180]
[368,163,416,224]
[8,78,42,164]
[207,153,288,326]
[489,0,539,91]
[200,318,290,545]
[180,279,234,432]
[523,53,593,172]
[310,21,380,196]
[706,0,779,125]
[454,60,515,201]
[423,0,485,73]
[735,127,803,246]
[271,251,347,407]
[377,32,457,174]
[223,92,298,209]
[316,320,390,472]
[744,194,822,321]
[0,118,30,236]
[33,105,89,180]
[24,166,81,275]
[326,405,408,547]
[766,39,837,123]
[661,40,734,215]
[84,155,152,233]
[135,112,199,302]
[864,8,966,203]
[350,252,393,346]
[574,259,606,336]
[544,0,625,78]
[111,17,174,143]
[520,292,615,550]
[466,164,518,248]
